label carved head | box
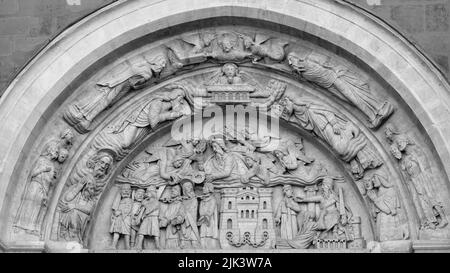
[60,128,74,145]
[211,138,227,155]
[218,33,238,52]
[282,184,293,197]
[321,177,334,194]
[242,35,253,49]
[45,143,59,160]
[150,55,167,73]
[146,186,157,199]
[182,182,194,196]
[170,185,181,198]
[221,63,239,78]
[202,32,216,47]
[194,139,207,154]
[172,157,185,168]
[58,148,69,163]
[134,188,145,201]
[390,144,402,160]
[203,182,214,194]
[384,123,399,142]
[362,178,374,191]
[287,52,305,70]
[88,152,114,178]
[244,155,256,168]
[120,184,132,198]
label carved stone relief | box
[13,129,75,237]
[10,26,450,252]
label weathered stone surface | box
[0,0,450,253]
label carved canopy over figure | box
[279,95,382,177]
[64,54,168,133]
[287,52,394,128]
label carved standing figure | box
[64,54,167,132]
[274,185,301,240]
[387,125,448,230]
[180,182,201,249]
[287,52,394,128]
[159,185,185,249]
[130,188,145,248]
[14,143,59,234]
[110,184,133,249]
[198,182,219,249]
[135,186,161,250]
[58,152,113,244]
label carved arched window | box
[263,201,267,209]
[241,210,244,218]
[228,201,232,209]
[262,219,268,229]
[246,210,249,218]
[227,219,232,229]
[251,210,255,218]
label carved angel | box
[64,54,168,133]
[287,52,394,128]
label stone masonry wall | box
[0,0,449,96]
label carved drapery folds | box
[14,129,75,236]
[12,27,449,252]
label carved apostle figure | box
[135,186,161,250]
[14,143,59,234]
[280,95,382,177]
[198,182,219,249]
[180,182,201,249]
[287,52,394,128]
[58,152,113,244]
[64,54,167,133]
[159,185,185,249]
[362,174,408,241]
[274,185,302,240]
[130,188,145,248]
[110,184,133,249]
